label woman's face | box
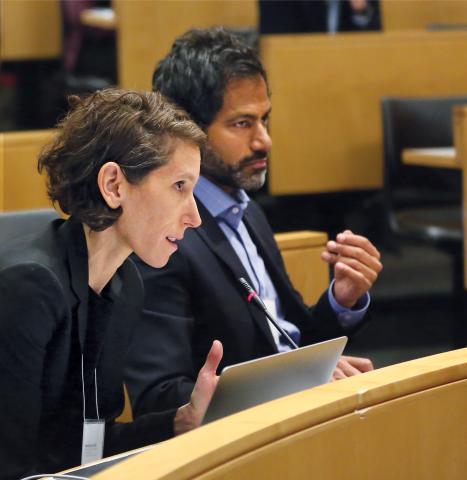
[117,139,202,268]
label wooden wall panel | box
[0,0,62,60]
[115,0,257,90]
[382,0,467,31]
[0,130,53,212]
[262,31,467,194]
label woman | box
[0,88,222,479]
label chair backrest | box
[0,208,60,245]
[381,95,467,207]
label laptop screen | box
[202,336,347,424]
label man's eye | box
[234,120,250,128]
[175,181,185,191]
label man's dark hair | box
[152,27,267,128]
[38,88,205,231]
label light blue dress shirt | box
[195,176,369,351]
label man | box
[126,28,382,416]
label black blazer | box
[126,199,364,416]
[0,218,175,480]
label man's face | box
[203,75,272,192]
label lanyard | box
[81,355,100,421]
[80,354,105,465]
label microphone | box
[238,277,299,350]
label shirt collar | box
[195,175,250,230]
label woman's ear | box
[97,162,126,209]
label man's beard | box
[201,145,267,192]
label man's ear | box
[97,162,126,209]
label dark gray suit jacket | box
[126,199,365,416]
[0,218,175,480]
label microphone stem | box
[262,308,299,350]
[238,277,299,350]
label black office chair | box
[0,208,60,245]
[381,96,467,347]
[381,96,467,245]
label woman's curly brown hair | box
[38,88,205,231]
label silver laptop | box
[202,336,347,424]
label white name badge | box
[263,298,280,347]
[82,419,105,465]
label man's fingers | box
[321,250,338,265]
[332,355,374,382]
[341,355,374,372]
[335,257,379,284]
[334,262,372,291]
[332,367,345,381]
[325,241,382,273]
[336,358,361,377]
[335,232,381,260]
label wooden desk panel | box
[402,147,458,169]
[0,130,54,212]
[262,31,467,195]
[80,8,116,31]
[381,0,467,31]
[201,381,466,480]
[275,231,329,305]
[0,0,62,60]
[88,348,467,480]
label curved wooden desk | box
[90,348,467,480]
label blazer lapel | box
[242,203,306,329]
[195,202,277,349]
[59,218,89,352]
[196,202,253,284]
[243,205,291,293]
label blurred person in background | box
[259,0,381,35]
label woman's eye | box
[175,181,185,191]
